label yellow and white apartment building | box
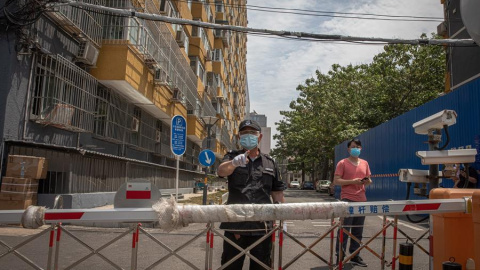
[0,0,248,206]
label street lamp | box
[200,115,219,205]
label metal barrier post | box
[271,221,276,270]
[205,223,211,270]
[338,218,344,270]
[208,227,214,270]
[330,217,335,270]
[46,224,56,270]
[392,216,398,270]
[381,216,387,270]
[131,224,140,270]
[54,223,62,270]
[278,220,284,270]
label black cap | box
[239,119,261,132]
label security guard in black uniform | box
[217,119,285,270]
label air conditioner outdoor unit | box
[155,130,161,143]
[171,88,184,103]
[176,31,186,47]
[154,68,169,85]
[77,41,99,66]
[131,117,140,132]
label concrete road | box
[0,190,431,270]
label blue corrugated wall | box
[334,77,480,201]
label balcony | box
[45,0,104,47]
[30,55,97,133]
[95,13,199,120]
[206,72,218,98]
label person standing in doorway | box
[217,119,286,270]
[334,138,372,267]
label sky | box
[245,0,445,146]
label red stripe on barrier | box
[402,203,441,212]
[45,212,85,220]
[126,190,151,199]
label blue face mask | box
[350,148,361,157]
[240,134,259,150]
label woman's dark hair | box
[347,138,362,148]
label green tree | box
[272,34,446,180]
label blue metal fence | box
[334,77,480,201]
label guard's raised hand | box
[232,151,249,167]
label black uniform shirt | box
[219,150,285,235]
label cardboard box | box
[1,177,39,185]
[5,155,48,179]
[0,191,37,201]
[1,183,39,193]
[0,199,36,210]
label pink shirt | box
[335,158,371,202]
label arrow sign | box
[199,149,216,167]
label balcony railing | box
[30,54,97,133]
[46,0,105,47]
[103,0,199,108]
[203,95,216,118]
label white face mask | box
[240,134,258,150]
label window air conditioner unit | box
[155,130,161,143]
[171,88,184,103]
[77,42,99,66]
[176,31,186,47]
[131,117,140,132]
[154,68,169,85]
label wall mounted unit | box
[154,68,169,85]
[76,41,99,66]
[171,88,185,103]
[176,30,186,47]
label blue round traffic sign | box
[171,115,187,156]
[199,149,216,167]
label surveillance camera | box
[416,149,477,165]
[398,169,443,183]
[412,110,457,135]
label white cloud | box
[246,0,444,147]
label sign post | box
[171,115,186,202]
[199,149,216,205]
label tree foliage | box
[272,35,446,179]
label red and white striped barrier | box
[0,198,470,229]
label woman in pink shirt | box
[334,138,371,267]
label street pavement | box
[0,189,431,270]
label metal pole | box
[428,129,440,189]
[202,124,211,205]
[176,155,179,202]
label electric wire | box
[170,0,445,22]
[55,1,476,47]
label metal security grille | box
[46,0,105,46]
[94,85,129,143]
[30,54,97,133]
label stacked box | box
[5,155,48,179]
[0,177,39,210]
[1,155,47,210]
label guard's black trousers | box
[221,231,272,270]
